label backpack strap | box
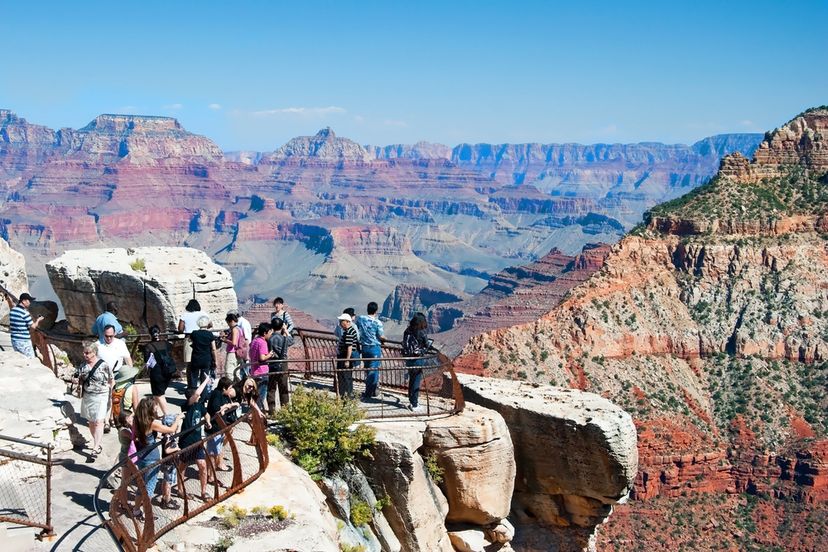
[83,359,105,389]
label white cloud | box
[252,106,347,117]
[209,103,222,110]
[163,103,184,110]
[383,119,408,127]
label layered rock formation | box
[453,108,828,550]
[0,108,760,323]
[46,246,237,333]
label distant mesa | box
[266,127,374,163]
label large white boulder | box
[0,351,72,452]
[46,246,237,333]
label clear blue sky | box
[2,1,826,151]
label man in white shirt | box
[98,325,133,374]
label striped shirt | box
[9,305,33,341]
[270,310,294,333]
[337,325,358,354]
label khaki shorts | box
[225,352,239,378]
[183,337,193,363]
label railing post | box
[43,444,55,539]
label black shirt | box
[206,387,236,434]
[190,329,214,367]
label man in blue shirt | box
[92,302,123,343]
[7,292,44,358]
[355,302,386,400]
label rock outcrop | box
[0,237,29,320]
[362,421,454,552]
[423,403,516,525]
[455,374,637,550]
[0,351,72,452]
[46,246,237,333]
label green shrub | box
[350,499,373,526]
[269,505,288,521]
[424,452,444,484]
[276,387,375,476]
[265,433,279,447]
[212,536,234,552]
[340,545,366,552]
[374,494,391,511]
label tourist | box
[111,363,141,424]
[334,308,361,368]
[270,297,294,334]
[403,313,430,412]
[355,301,386,400]
[178,299,206,373]
[228,308,252,344]
[222,313,243,380]
[178,377,211,501]
[6,292,44,358]
[205,377,239,474]
[133,397,182,509]
[336,313,358,398]
[143,325,174,416]
[98,324,133,375]
[79,341,114,459]
[188,316,217,390]
[92,302,123,343]
[249,322,275,411]
[266,317,293,411]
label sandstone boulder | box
[359,421,454,552]
[46,247,237,333]
[455,374,637,531]
[0,351,72,452]
[0,237,29,320]
[423,403,515,524]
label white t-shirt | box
[98,338,131,373]
[179,310,205,334]
[238,316,252,342]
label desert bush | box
[424,452,444,484]
[276,387,375,477]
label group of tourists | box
[59,294,435,509]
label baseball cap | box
[19,293,35,301]
[337,313,352,322]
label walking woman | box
[133,397,182,508]
[79,341,114,459]
[402,313,429,412]
[188,316,216,390]
[144,325,174,415]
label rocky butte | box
[0,109,761,321]
[454,107,828,551]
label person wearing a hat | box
[6,292,44,358]
[336,313,359,398]
[92,301,123,344]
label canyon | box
[0,109,760,323]
[453,108,828,550]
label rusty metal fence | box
[0,434,63,539]
[95,407,268,552]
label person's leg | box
[363,346,380,398]
[87,420,98,451]
[409,368,423,408]
[225,353,238,380]
[186,365,198,389]
[154,394,169,416]
[266,371,278,412]
[196,456,208,497]
[278,371,290,408]
[344,361,354,397]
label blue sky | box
[2,0,826,151]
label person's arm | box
[151,416,182,434]
[2,292,13,309]
[114,319,124,338]
[188,377,210,405]
[30,314,45,330]
[121,340,134,367]
[131,383,139,409]
[177,318,185,333]
[210,339,217,364]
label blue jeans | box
[406,358,426,407]
[361,345,381,397]
[137,434,161,496]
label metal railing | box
[0,434,65,539]
[95,407,268,552]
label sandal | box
[161,499,180,510]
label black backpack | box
[149,343,177,378]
